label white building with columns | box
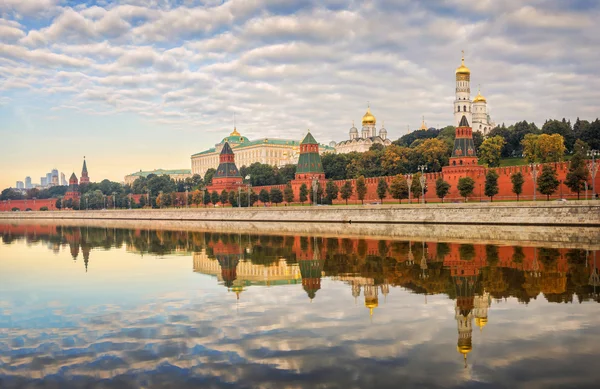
[454,54,496,135]
[333,106,392,154]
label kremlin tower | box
[80,158,90,185]
[298,237,324,300]
[64,172,80,201]
[295,131,325,181]
[208,142,244,192]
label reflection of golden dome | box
[362,107,376,126]
[457,345,472,355]
[456,55,470,76]
[231,285,244,300]
[365,298,378,316]
[475,317,488,329]
[230,127,240,136]
[473,91,486,103]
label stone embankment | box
[1,201,599,226]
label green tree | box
[220,190,229,206]
[279,164,297,183]
[564,140,589,199]
[479,136,505,167]
[325,179,339,204]
[376,178,388,203]
[270,187,283,206]
[484,169,499,201]
[340,180,353,205]
[411,173,423,202]
[510,171,525,201]
[203,191,211,207]
[299,183,308,205]
[435,177,450,203]
[356,176,367,205]
[537,164,560,200]
[259,189,270,205]
[210,191,219,207]
[284,183,295,204]
[204,168,216,186]
[390,175,409,203]
[249,190,259,206]
[457,176,475,201]
[542,118,575,152]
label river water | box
[1,223,599,388]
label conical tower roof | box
[459,115,470,127]
[301,131,318,145]
[70,172,77,180]
[82,159,88,174]
[221,141,234,155]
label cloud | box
[0,0,61,17]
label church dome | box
[456,55,470,76]
[473,91,487,103]
[362,106,376,126]
[349,124,358,134]
[475,317,488,329]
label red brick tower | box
[80,158,90,185]
[64,173,80,201]
[207,142,244,192]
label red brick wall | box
[0,199,58,212]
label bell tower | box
[454,51,472,127]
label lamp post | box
[407,174,413,204]
[312,177,318,206]
[238,186,242,208]
[185,187,189,208]
[529,162,538,202]
[129,193,132,210]
[112,192,116,210]
[103,195,107,209]
[147,190,151,209]
[418,165,427,204]
[588,150,599,199]
[245,175,251,207]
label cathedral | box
[332,105,392,154]
[454,53,496,134]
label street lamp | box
[407,174,413,204]
[588,150,599,199]
[312,177,318,206]
[185,187,189,208]
[112,192,116,210]
[418,165,427,204]
[529,162,538,202]
[129,193,132,210]
[245,175,251,207]
[238,186,242,208]
[147,190,151,209]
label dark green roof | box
[82,159,88,174]
[129,169,191,178]
[452,137,477,158]
[301,132,318,145]
[221,142,234,155]
[459,115,469,127]
[297,152,324,174]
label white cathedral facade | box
[332,106,392,154]
[454,54,496,134]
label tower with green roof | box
[208,141,244,191]
[295,131,325,181]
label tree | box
[565,140,590,199]
[537,164,560,200]
[356,176,367,205]
[249,190,259,207]
[203,191,211,207]
[279,164,297,183]
[204,168,216,186]
[191,190,202,207]
[259,189,270,205]
[270,187,283,206]
[537,133,566,163]
[479,136,505,167]
[390,175,409,203]
[435,177,450,203]
[228,190,238,207]
[411,173,423,202]
[376,178,388,203]
[284,183,295,204]
[542,119,575,152]
[210,191,219,207]
[325,179,339,204]
[139,194,146,208]
[484,169,499,201]
[299,183,308,205]
[521,133,539,163]
[219,190,228,206]
[413,138,451,171]
[457,176,475,201]
[510,171,525,201]
[340,180,353,205]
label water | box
[1,223,599,388]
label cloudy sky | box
[1,0,599,189]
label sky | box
[1,0,599,189]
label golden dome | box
[457,344,472,355]
[456,54,470,75]
[475,317,488,329]
[230,127,240,136]
[362,106,376,126]
[419,116,427,131]
[473,90,486,103]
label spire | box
[459,115,470,127]
[420,116,427,131]
[82,158,88,175]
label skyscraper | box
[41,177,47,187]
[46,173,52,187]
[60,173,67,186]
[25,176,32,189]
[51,169,59,186]
[16,181,24,189]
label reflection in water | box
[1,223,599,388]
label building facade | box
[333,106,392,154]
[191,127,334,178]
[454,53,496,134]
[124,169,192,186]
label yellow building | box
[124,169,192,185]
[190,127,334,178]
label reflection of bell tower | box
[211,237,243,290]
[352,280,361,304]
[82,242,91,272]
[364,284,378,317]
[452,261,479,368]
[474,291,491,332]
[299,237,324,300]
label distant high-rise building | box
[25,176,32,189]
[51,169,59,186]
[41,177,47,187]
[60,172,67,186]
[16,181,24,189]
[46,173,52,187]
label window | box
[463,105,467,112]
[458,106,461,112]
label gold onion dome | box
[362,106,376,126]
[475,317,488,329]
[473,90,486,103]
[456,55,470,75]
[230,127,240,136]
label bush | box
[12,207,19,211]
[25,208,32,211]
[40,206,49,211]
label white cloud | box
[0,23,25,41]
[0,0,61,17]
